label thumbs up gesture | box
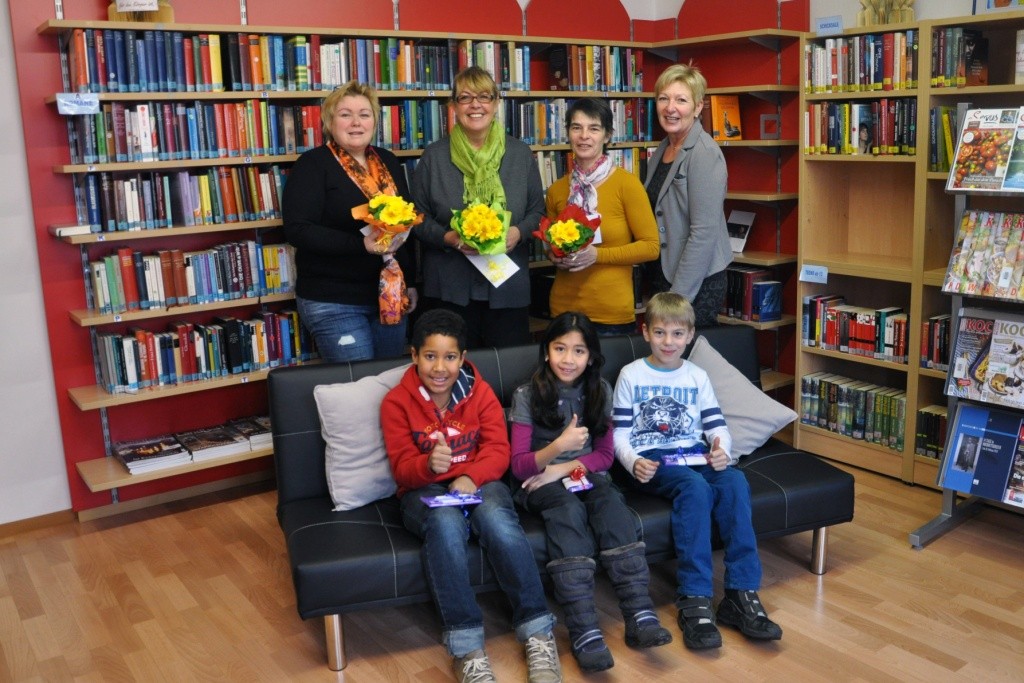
[429,430,453,474]
[557,414,590,453]
[707,436,729,471]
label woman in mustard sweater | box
[545,99,659,335]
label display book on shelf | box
[41,18,669,505]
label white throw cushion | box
[314,364,409,511]
[687,335,797,457]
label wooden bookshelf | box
[76,446,273,492]
[50,218,282,244]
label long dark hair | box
[529,312,609,437]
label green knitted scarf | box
[450,121,507,209]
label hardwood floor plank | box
[0,471,1022,681]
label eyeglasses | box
[455,93,496,105]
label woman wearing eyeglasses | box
[411,65,544,348]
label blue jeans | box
[401,481,555,657]
[517,472,637,560]
[594,321,638,337]
[636,463,761,598]
[296,296,407,362]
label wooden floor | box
[2,464,1023,682]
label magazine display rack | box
[796,10,1024,489]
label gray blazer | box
[644,124,732,301]
[411,134,544,308]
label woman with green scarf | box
[412,66,544,348]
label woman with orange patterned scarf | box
[284,81,417,362]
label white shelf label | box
[799,264,828,284]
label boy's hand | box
[448,475,477,495]
[428,431,453,474]
[708,436,729,471]
[633,458,659,483]
[557,414,589,453]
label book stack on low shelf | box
[174,424,250,462]
[228,415,272,449]
[723,265,774,322]
[803,98,916,157]
[112,434,191,473]
[929,105,958,173]
[915,405,948,461]
[799,372,906,450]
[921,313,952,372]
[928,26,988,89]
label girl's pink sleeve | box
[510,422,542,480]
[577,419,615,473]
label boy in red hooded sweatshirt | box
[381,309,562,683]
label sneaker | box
[624,610,673,648]
[452,649,497,683]
[571,629,614,672]
[716,590,783,641]
[524,632,562,683]
[676,596,722,650]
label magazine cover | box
[946,312,995,401]
[979,317,1024,409]
[939,402,1024,507]
[946,107,1019,193]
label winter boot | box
[547,557,614,672]
[599,542,673,648]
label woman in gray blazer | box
[644,63,732,327]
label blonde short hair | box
[654,62,707,105]
[321,80,380,144]
[645,292,696,329]
[451,65,499,103]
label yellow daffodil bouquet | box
[533,204,600,258]
[450,201,511,255]
[351,193,423,247]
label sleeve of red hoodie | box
[456,380,512,489]
[381,382,436,495]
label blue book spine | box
[186,107,200,160]
[355,39,367,83]
[124,31,139,92]
[84,29,100,93]
[84,174,102,230]
[154,30,167,91]
[141,178,155,229]
[134,37,149,91]
[267,103,281,155]
[278,314,293,364]
[171,32,184,92]
[273,35,286,91]
[101,29,117,93]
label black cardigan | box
[282,144,416,305]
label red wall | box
[7,0,808,511]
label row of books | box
[80,166,286,233]
[70,100,321,165]
[943,210,1024,300]
[803,98,916,156]
[929,27,988,88]
[112,415,271,473]
[921,313,952,372]
[940,401,1024,509]
[96,311,314,394]
[927,105,959,173]
[88,242,295,314]
[66,27,646,95]
[722,266,782,322]
[946,107,1024,194]
[914,404,948,461]
[800,372,907,451]
[545,44,645,93]
[947,311,1024,412]
[804,30,920,94]
[802,294,909,365]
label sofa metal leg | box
[810,527,828,575]
[325,614,346,670]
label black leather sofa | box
[268,324,855,670]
